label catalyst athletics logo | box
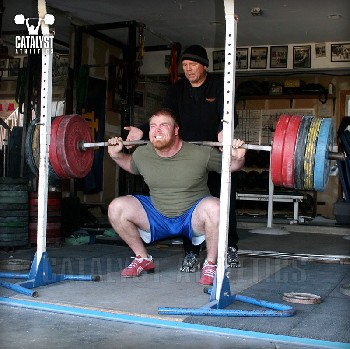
[14,14,55,54]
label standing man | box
[108,109,246,285]
[125,45,240,272]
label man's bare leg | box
[108,196,150,258]
[191,197,220,263]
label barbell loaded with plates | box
[44,114,345,192]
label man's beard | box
[151,138,172,150]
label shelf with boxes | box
[238,93,335,110]
[235,79,335,112]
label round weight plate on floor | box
[0,183,28,191]
[49,115,70,178]
[0,214,28,222]
[29,197,62,206]
[294,116,313,190]
[0,203,28,210]
[282,115,302,188]
[0,191,28,204]
[0,233,28,246]
[0,226,28,234]
[271,114,291,187]
[0,259,31,271]
[56,115,94,178]
[314,118,334,191]
[0,178,28,185]
[29,191,62,199]
[29,215,61,223]
[303,117,322,190]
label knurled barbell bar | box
[80,141,272,152]
[38,114,345,192]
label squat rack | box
[0,0,99,297]
[1,0,295,316]
[159,0,295,317]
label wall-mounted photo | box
[8,58,21,77]
[212,50,225,71]
[250,47,268,69]
[293,45,311,68]
[331,43,350,62]
[315,43,326,58]
[0,59,8,78]
[236,48,248,69]
[22,56,28,68]
[270,46,288,68]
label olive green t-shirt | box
[130,142,222,217]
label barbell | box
[29,114,345,192]
[14,14,55,26]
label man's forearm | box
[230,157,245,172]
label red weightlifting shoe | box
[121,255,155,277]
[199,260,217,285]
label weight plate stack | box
[0,178,29,247]
[314,118,334,191]
[28,191,62,245]
[294,116,313,190]
[24,117,61,187]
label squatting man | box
[107,108,246,286]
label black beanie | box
[181,45,209,67]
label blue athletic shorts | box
[132,195,205,245]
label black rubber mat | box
[184,261,350,344]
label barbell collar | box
[327,151,346,161]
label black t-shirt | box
[140,73,238,141]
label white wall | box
[140,41,350,75]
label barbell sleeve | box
[328,151,346,161]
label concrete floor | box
[0,219,349,349]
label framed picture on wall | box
[250,47,268,69]
[22,56,28,68]
[315,43,326,58]
[270,46,288,68]
[331,43,350,62]
[108,55,122,112]
[293,45,311,68]
[236,48,248,69]
[212,50,225,71]
[0,59,8,78]
[8,58,20,77]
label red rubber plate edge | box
[271,115,291,186]
[282,115,302,188]
[49,116,70,178]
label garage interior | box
[0,0,350,348]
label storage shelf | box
[238,93,334,110]
[238,94,334,100]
